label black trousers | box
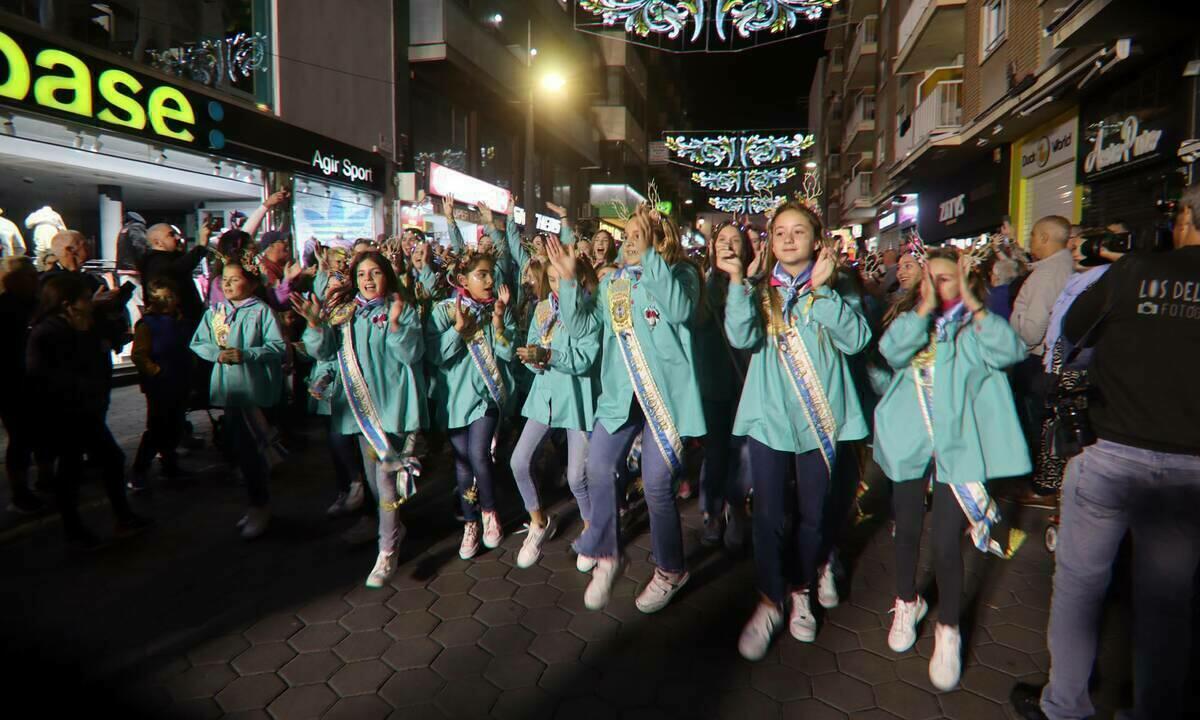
[892,476,967,625]
[133,388,187,473]
[52,415,132,536]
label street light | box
[541,72,567,93]
[805,161,818,169]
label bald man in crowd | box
[42,230,105,295]
[139,221,212,328]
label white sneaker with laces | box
[459,521,482,560]
[816,561,839,609]
[788,590,818,642]
[887,596,928,653]
[738,602,784,661]
[636,569,690,614]
[326,492,349,518]
[576,554,597,573]
[517,515,557,569]
[365,551,395,588]
[584,557,621,610]
[240,507,270,540]
[344,482,365,513]
[929,623,962,691]
[481,510,503,549]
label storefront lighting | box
[684,199,693,205]
[805,161,818,169]
[992,124,1004,135]
[976,138,989,147]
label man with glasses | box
[1012,186,1200,720]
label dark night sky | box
[676,23,828,132]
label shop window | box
[412,85,469,173]
[982,0,1007,57]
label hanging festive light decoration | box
[692,167,798,193]
[708,195,788,214]
[577,1,837,48]
[668,132,815,168]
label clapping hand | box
[218,348,243,364]
[714,236,745,284]
[811,246,837,289]
[493,286,510,332]
[957,256,984,314]
[917,268,937,317]
[545,233,578,280]
[290,291,324,328]
[453,296,477,337]
[388,292,406,329]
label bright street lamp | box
[805,161,818,169]
[541,72,567,93]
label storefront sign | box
[535,214,562,235]
[918,146,1010,243]
[1083,115,1164,176]
[428,162,512,213]
[0,25,385,192]
[878,212,896,230]
[1021,115,1077,178]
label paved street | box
[0,387,1143,719]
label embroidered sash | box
[608,269,683,475]
[536,295,559,346]
[467,327,507,408]
[913,350,1022,558]
[761,289,838,472]
[209,297,260,347]
[337,320,409,491]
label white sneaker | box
[459,522,481,560]
[236,514,249,529]
[929,623,962,691]
[738,602,784,661]
[584,557,621,610]
[342,516,378,546]
[517,516,557,569]
[326,492,350,518]
[481,511,503,549]
[635,569,690,614]
[576,554,597,573]
[788,590,818,642]
[240,507,270,540]
[344,482,365,513]
[816,561,839,609]
[887,596,928,653]
[365,551,395,588]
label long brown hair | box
[329,250,410,310]
[754,201,827,325]
[882,247,989,330]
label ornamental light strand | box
[667,132,815,168]
[577,1,837,48]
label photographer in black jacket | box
[1012,184,1200,720]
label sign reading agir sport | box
[428,162,512,213]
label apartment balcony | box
[845,17,878,90]
[847,0,880,23]
[895,0,966,75]
[824,7,847,49]
[842,171,875,220]
[913,80,962,145]
[592,105,647,163]
[825,47,845,86]
[842,95,876,154]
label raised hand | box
[746,243,765,278]
[811,246,837,289]
[545,201,567,219]
[388,292,406,328]
[957,256,983,313]
[442,194,456,222]
[917,268,937,316]
[453,296,476,337]
[265,190,289,208]
[545,233,578,280]
[290,291,324,328]
[714,237,745,284]
[284,260,303,283]
[494,286,511,330]
[479,202,495,229]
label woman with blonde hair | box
[547,204,705,613]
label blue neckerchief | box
[617,264,642,283]
[770,261,813,319]
[455,289,493,323]
[354,294,385,319]
[934,300,970,342]
[222,296,260,322]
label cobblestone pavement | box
[0,387,1147,719]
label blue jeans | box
[1041,440,1200,720]
[746,438,830,604]
[574,402,685,573]
[699,399,750,518]
[448,412,499,522]
[510,419,591,523]
[357,434,407,554]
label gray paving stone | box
[873,680,941,720]
[780,698,847,720]
[492,686,556,720]
[938,689,1009,720]
[828,604,884,633]
[435,675,501,718]
[471,577,518,601]
[567,611,620,642]
[508,564,553,586]
[345,582,396,606]
[329,659,393,696]
[188,634,250,665]
[429,593,481,620]
[278,651,343,686]
[172,697,223,720]
[380,667,444,707]
[751,663,813,702]
[296,596,352,624]
[811,672,874,713]
[521,605,573,633]
[383,610,440,640]
[428,572,475,595]
[514,583,563,608]
[324,694,393,720]
[244,614,304,645]
[232,642,296,675]
[529,631,586,664]
[485,652,547,690]
[288,623,348,653]
[713,687,781,720]
[265,684,336,719]
[429,644,492,679]
[381,636,442,671]
[385,588,437,613]
[166,664,238,702]
[540,660,600,697]
[480,624,536,656]
[476,598,526,627]
[780,642,838,675]
[214,673,286,713]
[385,702,449,720]
[430,617,486,647]
[467,559,512,580]
[973,643,1040,678]
[838,649,899,685]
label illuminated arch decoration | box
[575,1,839,53]
[709,195,788,214]
[667,132,815,169]
[692,167,797,193]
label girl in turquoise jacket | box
[547,204,706,616]
[425,252,517,561]
[715,202,871,661]
[874,247,1028,693]
[508,257,602,570]
[190,259,287,540]
[294,251,426,589]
